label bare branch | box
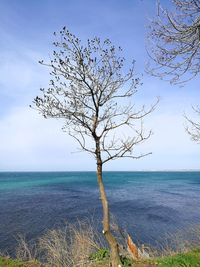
[101,121,153,164]
[184,105,200,142]
[33,27,156,165]
[33,27,157,266]
[147,0,200,84]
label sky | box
[0,0,199,171]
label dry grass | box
[16,235,38,262]
[14,221,200,267]
[38,219,105,267]
[149,225,200,257]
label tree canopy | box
[34,28,157,163]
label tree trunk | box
[96,140,122,267]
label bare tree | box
[32,28,157,267]
[147,0,200,85]
[147,0,200,144]
[185,106,200,142]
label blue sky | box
[0,0,199,171]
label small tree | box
[147,0,200,85]
[32,28,157,266]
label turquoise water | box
[0,171,200,254]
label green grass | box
[1,250,200,267]
[0,257,24,267]
[133,249,200,267]
[157,249,200,267]
[0,257,41,267]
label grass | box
[133,249,200,267]
[157,249,200,267]
[0,257,41,267]
[1,221,199,267]
[82,249,200,266]
[0,249,200,266]
[38,219,105,267]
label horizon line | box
[1,169,200,172]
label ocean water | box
[0,171,200,254]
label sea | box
[0,171,200,254]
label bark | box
[96,139,122,267]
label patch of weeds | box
[0,256,24,267]
[120,255,133,267]
[89,248,110,261]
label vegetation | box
[1,221,199,267]
[1,249,200,267]
[89,248,110,261]
[0,257,40,267]
[157,249,200,267]
[147,0,200,85]
[32,27,157,266]
[147,0,200,143]
[185,106,200,143]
